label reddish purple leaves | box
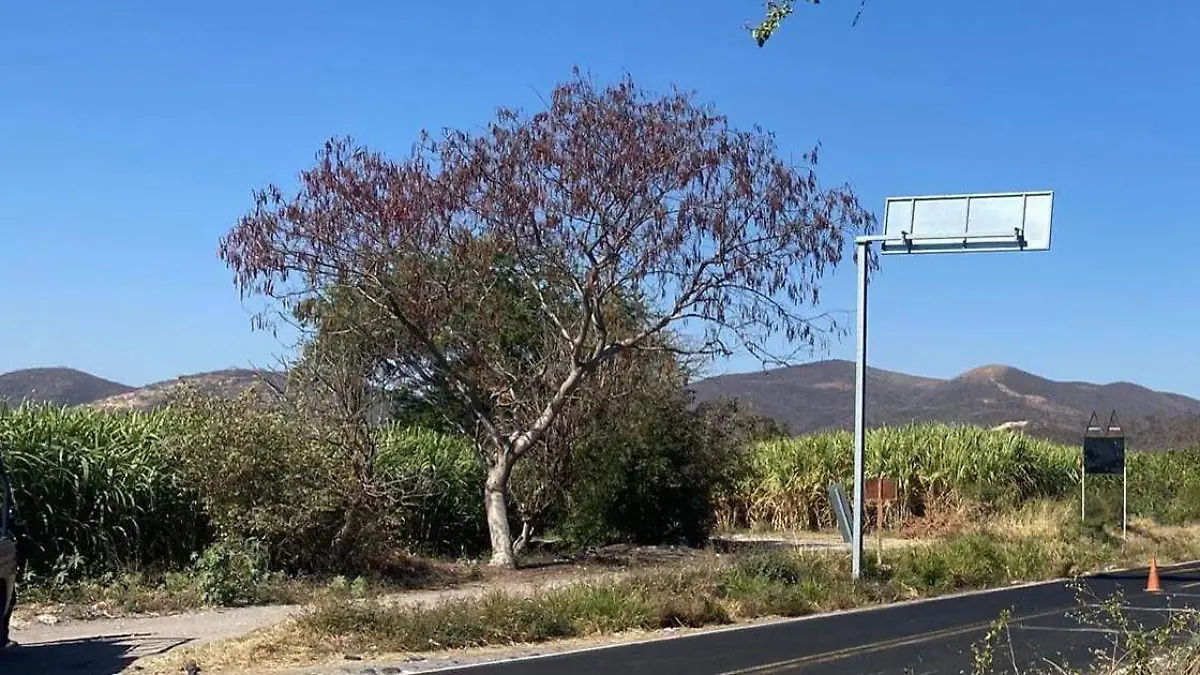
[219,69,876,430]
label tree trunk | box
[331,500,363,567]
[484,460,517,568]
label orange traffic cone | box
[1147,556,1162,593]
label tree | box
[218,69,876,567]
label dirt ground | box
[0,532,918,675]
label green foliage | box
[168,389,493,569]
[752,1,801,46]
[16,377,1200,609]
[375,426,488,557]
[192,537,272,606]
[716,422,1200,534]
[300,569,737,655]
[554,388,749,549]
[1122,449,1200,524]
[717,549,853,617]
[0,403,207,578]
[164,391,353,573]
[721,423,1079,531]
[0,393,490,583]
[888,533,1051,592]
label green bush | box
[192,537,272,606]
[164,392,353,573]
[554,389,736,548]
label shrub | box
[554,388,735,548]
[192,537,272,606]
[163,391,353,573]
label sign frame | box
[849,190,1055,581]
[1081,410,1128,540]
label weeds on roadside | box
[966,579,1200,675]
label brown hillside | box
[689,360,1200,449]
[86,369,287,411]
[0,368,134,407]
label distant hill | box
[689,360,1200,448]
[87,368,287,411]
[0,368,134,407]
[6,359,1200,449]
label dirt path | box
[0,570,642,674]
[5,603,302,674]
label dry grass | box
[135,505,1200,675]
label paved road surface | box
[6,561,1200,674]
[406,561,1200,675]
[0,604,299,675]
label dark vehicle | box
[0,457,14,647]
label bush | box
[192,537,272,606]
[164,391,354,573]
[0,392,493,579]
[554,388,738,548]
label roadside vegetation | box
[8,398,1200,613]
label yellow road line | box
[719,606,1067,675]
[720,567,1200,675]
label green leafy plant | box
[192,537,272,606]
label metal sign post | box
[851,191,1055,581]
[865,477,897,566]
[1082,410,1127,539]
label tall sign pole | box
[849,191,1055,582]
[852,238,869,580]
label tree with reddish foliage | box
[218,70,876,568]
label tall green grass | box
[724,424,1055,531]
[719,422,1200,532]
[375,426,487,556]
[0,403,207,579]
[722,423,1078,531]
[0,401,487,579]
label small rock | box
[35,614,58,625]
[380,668,403,674]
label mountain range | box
[3,361,1199,449]
[688,360,1200,448]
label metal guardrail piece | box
[828,482,853,544]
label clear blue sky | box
[2,1,1197,396]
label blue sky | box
[2,1,1198,397]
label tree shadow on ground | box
[0,633,191,674]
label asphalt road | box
[418,561,1200,675]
